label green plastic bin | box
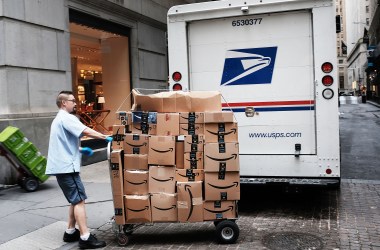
[0,126,27,154]
[29,157,49,182]
[18,142,39,165]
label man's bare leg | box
[67,205,76,229]
[73,200,89,236]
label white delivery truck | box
[167,0,340,187]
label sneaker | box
[78,234,106,249]
[63,228,80,242]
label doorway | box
[69,10,131,132]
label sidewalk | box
[0,160,114,249]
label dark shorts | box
[56,173,87,205]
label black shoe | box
[63,228,80,242]
[79,234,106,249]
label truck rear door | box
[188,10,316,155]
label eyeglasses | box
[66,99,76,103]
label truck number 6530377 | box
[232,18,262,26]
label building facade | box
[366,0,380,101]
[336,0,348,93]
[0,0,205,184]
[345,0,370,95]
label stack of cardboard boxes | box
[109,90,240,225]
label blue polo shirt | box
[46,110,87,175]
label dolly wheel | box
[123,224,134,235]
[117,233,129,246]
[23,177,39,192]
[215,220,239,244]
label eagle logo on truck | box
[220,47,277,86]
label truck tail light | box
[322,75,333,86]
[321,62,333,73]
[322,88,334,99]
[173,83,182,91]
[172,71,182,82]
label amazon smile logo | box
[125,142,147,148]
[127,206,149,212]
[204,205,234,213]
[207,182,239,189]
[152,176,174,182]
[206,154,238,162]
[153,205,176,211]
[151,147,174,153]
[206,128,237,136]
[126,180,147,185]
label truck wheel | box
[23,177,39,192]
[215,220,239,244]
[117,233,129,246]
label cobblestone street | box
[60,179,379,250]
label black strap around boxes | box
[218,142,226,153]
[140,122,149,134]
[217,123,226,143]
[188,123,196,135]
[188,112,196,123]
[132,147,140,154]
[190,152,197,169]
[115,208,123,216]
[132,134,140,140]
[191,134,199,143]
[186,169,195,181]
[141,112,149,123]
[218,163,226,179]
[214,200,221,208]
[220,192,227,201]
[191,143,198,152]
[111,163,119,171]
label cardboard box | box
[204,142,239,172]
[187,91,222,112]
[184,152,204,169]
[175,140,184,169]
[112,125,126,150]
[180,123,205,136]
[204,123,238,143]
[124,195,151,223]
[124,170,149,195]
[176,169,204,182]
[124,154,148,170]
[112,194,126,225]
[124,134,149,154]
[110,150,123,196]
[156,113,180,136]
[131,123,157,135]
[131,89,222,112]
[203,201,237,221]
[148,136,175,165]
[184,134,204,152]
[204,111,234,123]
[151,193,178,222]
[149,166,176,193]
[179,112,205,124]
[204,172,240,201]
[115,111,132,126]
[177,181,203,222]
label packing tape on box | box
[178,201,189,209]
[192,197,203,206]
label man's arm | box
[82,127,109,140]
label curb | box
[367,100,380,108]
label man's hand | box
[80,147,94,156]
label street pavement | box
[0,100,379,249]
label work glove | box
[80,147,94,156]
[105,136,113,143]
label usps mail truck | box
[167,0,340,186]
